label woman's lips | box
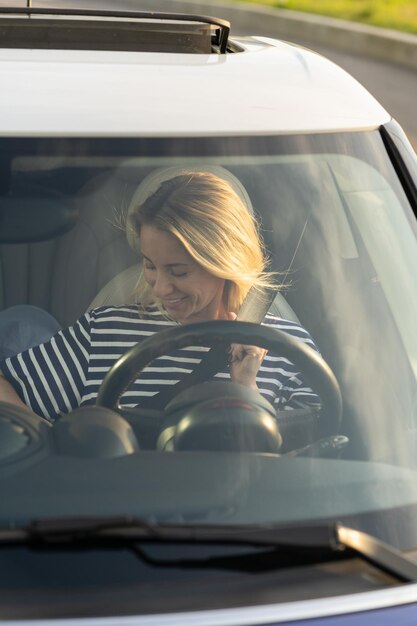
[162,297,187,310]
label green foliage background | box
[229,0,417,34]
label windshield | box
[1,130,417,552]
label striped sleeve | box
[0,313,92,421]
[260,315,322,411]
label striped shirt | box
[0,305,320,422]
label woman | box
[0,169,319,421]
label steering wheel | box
[96,321,342,452]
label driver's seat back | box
[49,172,142,327]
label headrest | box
[126,165,253,252]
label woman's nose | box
[152,272,174,297]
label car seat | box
[0,163,301,327]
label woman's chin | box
[162,299,190,322]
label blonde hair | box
[129,170,276,314]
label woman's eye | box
[144,264,155,271]
[171,271,188,278]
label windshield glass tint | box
[1,131,417,550]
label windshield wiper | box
[2,516,417,582]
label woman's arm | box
[0,372,27,408]
[0,312,92,420]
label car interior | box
[0,138,416,463]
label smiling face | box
[140,225,226,324]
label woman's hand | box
[0,372,28,409]
[226,312,267,390]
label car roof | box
[0,33,390,137]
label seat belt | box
[146,286,278,410]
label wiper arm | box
[2,517,417,582]
[336,525,417,583]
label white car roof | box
[0,36,390,137]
